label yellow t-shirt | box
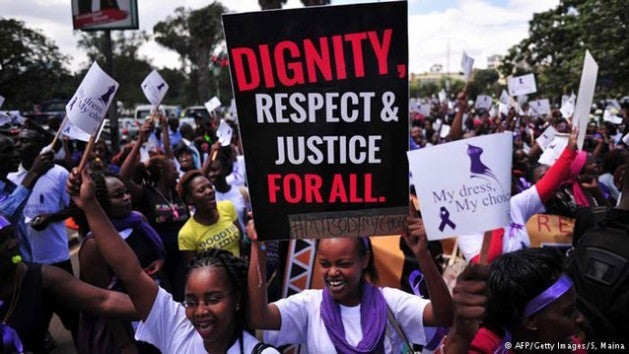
[178,200,241,256]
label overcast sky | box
[1,0,559,74]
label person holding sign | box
[74,171,165,353]
[66,169,279,354]
[462,128,580,263]
[246,205,453,353]
[0,216,137,354]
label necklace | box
[151,186,180,219]
[2,265,22,324]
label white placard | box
[560,93,577,119]
[603,109,623,124]
[499,90,510,105]
[573,51,599,150]
[438,89,447,103]
[432,118,442,132]
[60,119,91,142]
[439,124,451,139]
[0,95,4,109]
[419,103,431,117]
[141,70,169,107]
[407,133,512,240]
[461,52,474,81]
[475,95,492,110]
[216,119,233,147]
[66,62,119,136]
[538,133,570,166]
[507,74,537,96]
[535,125,557,151]
[529,98,551,116]
[204,96,221,113]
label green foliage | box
[467,69,501,99]
[153,2,228,103]
[0,18,75,111]
[500,0,628,100]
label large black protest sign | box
[223,1,408,240]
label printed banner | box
[573,50,599,150]
[224,1,409,240]
[71,0,138,30]
[507,74,537,97]
[66,62,119,136]
[408,133,512,240]
[141,70,169,107]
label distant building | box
[487,54,503,70]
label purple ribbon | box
[408,270,424,297]
[438,207,456,232]
[508,222,523,239]
[523,275,573,318]
[1,323,24,354]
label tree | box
[0,18,75,111]
[77,31,154,110]
[153,3,227,103]
[500,0,628,100]
[467,69,500,99]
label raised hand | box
[66,168,97,209]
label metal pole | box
[103,29,120,153]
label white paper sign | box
[508,74,537,96]
[538,133,569,166]
[438,89,447,103]
[60,119,91,142]
[419,103,431,117]
[141,70,169,107]
[216,119,233,147]
[0,95,4,109]
[439,124,451,139]
[560,93,576,119]
[499,90,510,106]
[530,99,551,116]
[573,51,598,150]
[461,52,474,81]
[66,62,119,136]
[603,109,623,124]
[204,96,221,113]
[475,95,492,110]
[407,133,512,240]
[535,125,557,151]
[0,111,25,125]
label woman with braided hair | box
[75,171,165,353]
[67,168,279,353]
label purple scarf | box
[320,282,387,354]
[110,211,165,259]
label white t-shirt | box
[264,288,429,353]
[458,186,544,260]
[8,164,70,264]
[136,287,279,354]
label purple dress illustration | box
[467,144,502,189]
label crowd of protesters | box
[1,90,628,354]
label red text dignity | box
[230,29,393,92]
